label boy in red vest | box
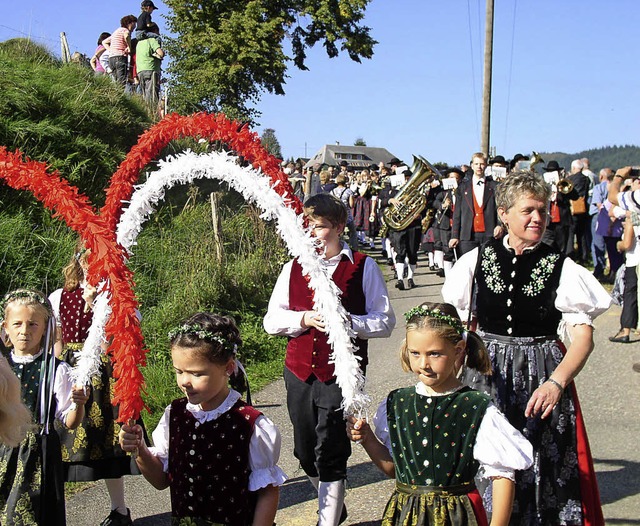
[264,194,395,525]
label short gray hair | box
[496,171,551,211]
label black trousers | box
[457,231,493,257]
[283,367,351,482]
[621,265,638,330]
[390,225,421,265]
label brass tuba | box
[383,155,442,231]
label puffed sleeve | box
[262,260,307,337]
[372,399,392,455]
[54,361,75,421]
[555,258,612,327]
[441,248,479,321]
[148,405,172,472]
[474,404,533,481]
[248,415,288,491]
[48,288,63,326]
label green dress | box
[383,386,490,526]
[0,351,66,526]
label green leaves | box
[164,0,376,122]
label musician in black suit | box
[449,152,503,256]
[433,168,464,276]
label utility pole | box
[60,32,71,63]
[481,0,494,156]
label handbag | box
[570,196,587,215]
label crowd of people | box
[89,1,164,111]
[3,154,639,526]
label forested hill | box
[541,145,640,173]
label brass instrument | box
[530,151,544,171]
[557,177,574,194]
[383,155,442,231]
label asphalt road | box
[66,250,640,525]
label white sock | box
[105,478,127,515]
[308,475,320,491]
[434,250,444,268]
[408,264,416,279]
[395,263,405,281]
[428,252,434,267]
[318,480,345,526]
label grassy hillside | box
[541,145,640,173]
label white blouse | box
[373,383,534,482]
[441,237,612,329]
[148,389,288,491]
[11,350,77,423]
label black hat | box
[402,169,412,178]
[512,153,525,162]
[141,0,158,9]
[490,155,506,165]
[388,157,402,166]
[339,160,348,167]
[368,163,378,171]
[445,168,464,177]
[543,160,561,172]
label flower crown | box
[404,305,465,336]
[167,324,236,352]
[0,290,52,322]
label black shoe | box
[609,333,630,343]
[395,279,405,290]
[100,509,132,526]
[381,249,388,258]
[316,504,348,526]
[407,278,415,289]
[436,268,445,278]
[387,258,394,266]
[429,264,437,271]
[632,362,640,373]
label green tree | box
[354,137,366,146]
[261,128,282,159]
[163,0,376,121]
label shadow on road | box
[133,512,171,525]
[595,457,640,505]
[279,461,387,509]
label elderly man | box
[568,159,591,264]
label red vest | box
[60,286,93,344]
[286,252,368,382]
[472,190,486,233]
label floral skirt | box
[0,430,66,525]
[54,345,136,482]
[382,482,487,526]
[462,333,604,526]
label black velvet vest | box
[476,238,565,337]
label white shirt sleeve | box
[441,248,479,322]
[148,405,172,472]
[372,398,392,454]
[262,260,307,337]
[54,361,77,422]
[474,404,533,481]
[248,415,288,490]
[555,258,612,327]
[350,257,395,339]
[48,288,63,327]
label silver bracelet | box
[547,378,564,391]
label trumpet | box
[557,177,574,194]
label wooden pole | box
[481,0,495,156]
[210,192,224,264]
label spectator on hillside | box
[103,15,137,86]
[136,0,160,42]
[90,32,111,75]
[136,22,164,109]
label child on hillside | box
[347,302,533,526]
[263,193,395,525]
[0,289,89,526]
[119,312,286,526]
[49,247,139,526]
[136,0,161,43]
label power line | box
[502,0,518,155]
[466,0,481,143]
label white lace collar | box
[415,381,464,397]
[11,349,44,364]
[186,389,241,423]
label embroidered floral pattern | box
[481,246,505,294]
[522,253,560,297]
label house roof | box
[304,145,400,169]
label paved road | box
[66,251,640,525]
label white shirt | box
[11,350,77,423]
[471,175,485,206]
[441,237,612,328]
[263,242,395,338]
[625,225,640,267]
[372,383,533,481]
[618,190,640,213]
[148,390,287,491]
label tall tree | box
[260,128,282,159]
[354,137,366,146]
[163,0,376,122]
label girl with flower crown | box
[347,302,533,526]
[0,289,90,525]
[119,312,287,526]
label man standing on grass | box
[136,22,164,109]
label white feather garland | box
[75,150,368,414]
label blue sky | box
[1,1,639,166]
